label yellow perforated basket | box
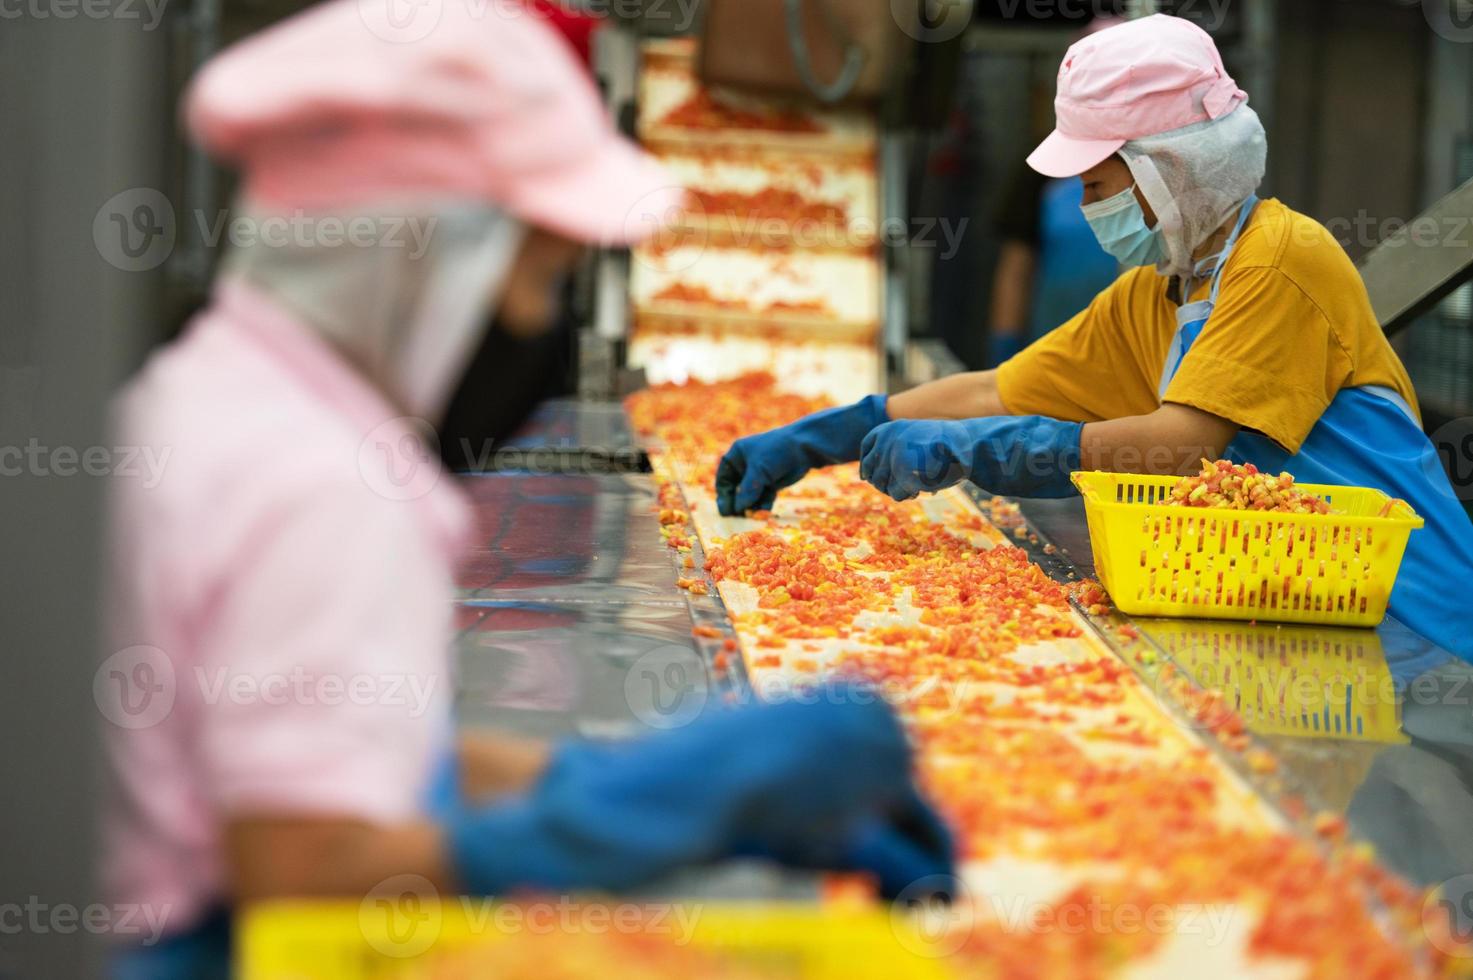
[237,899,961,980]
[1071,471,1423,628]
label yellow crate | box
[237,899,962,980]
[1142,619,1408,742]
[1071,471,1423,627]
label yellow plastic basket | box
[237,899,961,980]
[1071,471,1423,627]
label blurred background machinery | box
[142,2,1473,450]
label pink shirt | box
[103,280,470,936]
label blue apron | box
[1161,195,1473,661]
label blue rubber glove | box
[859,415,1083,501]
[444,692,953,898]
[717,395,889,515]
[832,788,957,900]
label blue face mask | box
[1080,185,1164,267]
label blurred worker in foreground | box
[718,14,1473,660]
[104,4,951,976]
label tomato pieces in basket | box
[1167,458,1332,514]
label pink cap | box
[1027,14,1247,178]
[185,0,684,245]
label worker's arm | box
[227,817,454,900]
[1080,402,1239,475]
[887,370,1007,421]
[225,696,955,903]
[860,402,1238,501]
[226,732,550,900]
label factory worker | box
[104,3,951,976]
[718,14,1473,660]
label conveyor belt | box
[625,378,1455,975]
[448,396,1473,973]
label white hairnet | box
[1119,104,1267,280]
[221,200,525,422]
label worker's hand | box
[715,395,890,516]
[740,782,956,901]
[443,688,953,898]
[859,415,1083,501]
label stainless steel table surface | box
[448,447,812,899]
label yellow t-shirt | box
[995,198,1418,454]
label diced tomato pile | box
[623,375,1447,977]
[654,480,694,553]
[689,186,849,229]
[656,87,826,134]
[1069,578,1113,616]
[649,282,833,319]
[626,372,831,489]
[1168,458,1333,514]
